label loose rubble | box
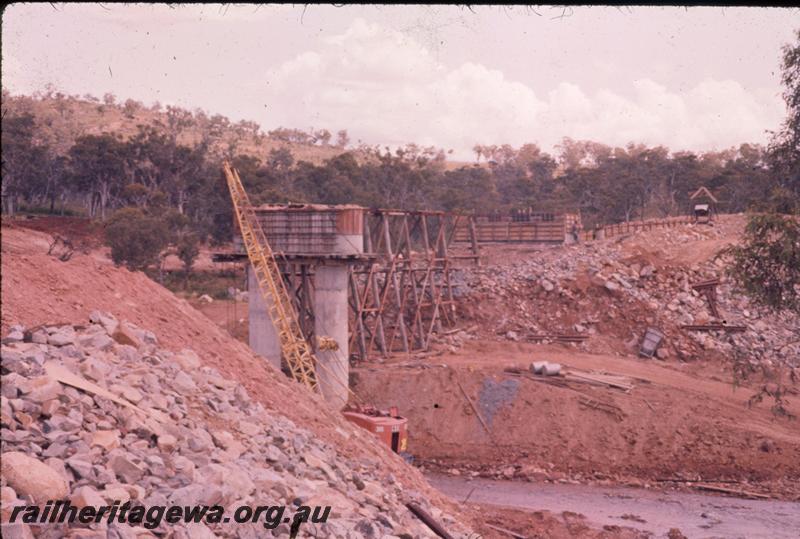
[1,313,470,538]
[449,217,800,368]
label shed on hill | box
[689,186,718,223]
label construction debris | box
[542,363,562,376]
[511,365,635,393]
[503,367,570,389]
[529,361,634,391]
[43,361,168,424]
[527,334,588,343]
[530,361,547,374]
[530,361,561,376]
[691,278,722,319]
[694,483,771,499]
[680,324,747,332]
[639,327,664,358]
[565,371,634,392]
[406,501,455,539]
[485,522,529,539]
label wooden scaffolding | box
[348,210,478,361]
[214,208,481,362]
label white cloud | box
[264,18,784,160]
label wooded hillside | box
[2,84,797,246]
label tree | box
[726,214,800,313]
[472,144,484,163]
[127,125,207,214]
[68,134,128,220]
[161,207,201,276]
[437,166,498,211]
[1,113,48,215]
[768,28,800,204]
[268,127,314,145]
[268,147,294,171]
[165,105,195,141]
[41,154,69,214]
[191,166,234,245]
[122,183,150,208]
[556,137,590,171]
[53,92,69,118]
[105,207,169,271]
[336,129,350,149]
[207,113,230,141]
[166,143,207,214]
[315,129,332,146]
[725,32,800,315]
[122,98,142,118]
[176,232,200,275]
[294,153,359,204]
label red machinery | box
[342,405,408,453]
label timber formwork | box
[348,210,479,362]
[454,212,697,244]
[453,211,582,244]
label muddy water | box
[428,474,800,539]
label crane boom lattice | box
[222,161,319,392]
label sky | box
[2,4,798,160]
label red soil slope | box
[1,224,454,508]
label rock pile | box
[454,220,800,367]
[1,313,469,538]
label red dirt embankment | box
[0,224,455,508]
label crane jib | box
[222,161,319,392]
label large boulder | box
[89,310,119,335]
[1,452,69,502]
[0,523,34,539]
[108,453,145,483]
[47,326,76,347]
[4,326,25,343]
[71,485,107,509]
[19,376,62,403]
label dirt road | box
[430,474,800,539]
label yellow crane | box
[222,161,319,392]
[223,162,410,453]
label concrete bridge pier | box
[248,265,281,371]
[247,263,350,409]
[313,264,349,410]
